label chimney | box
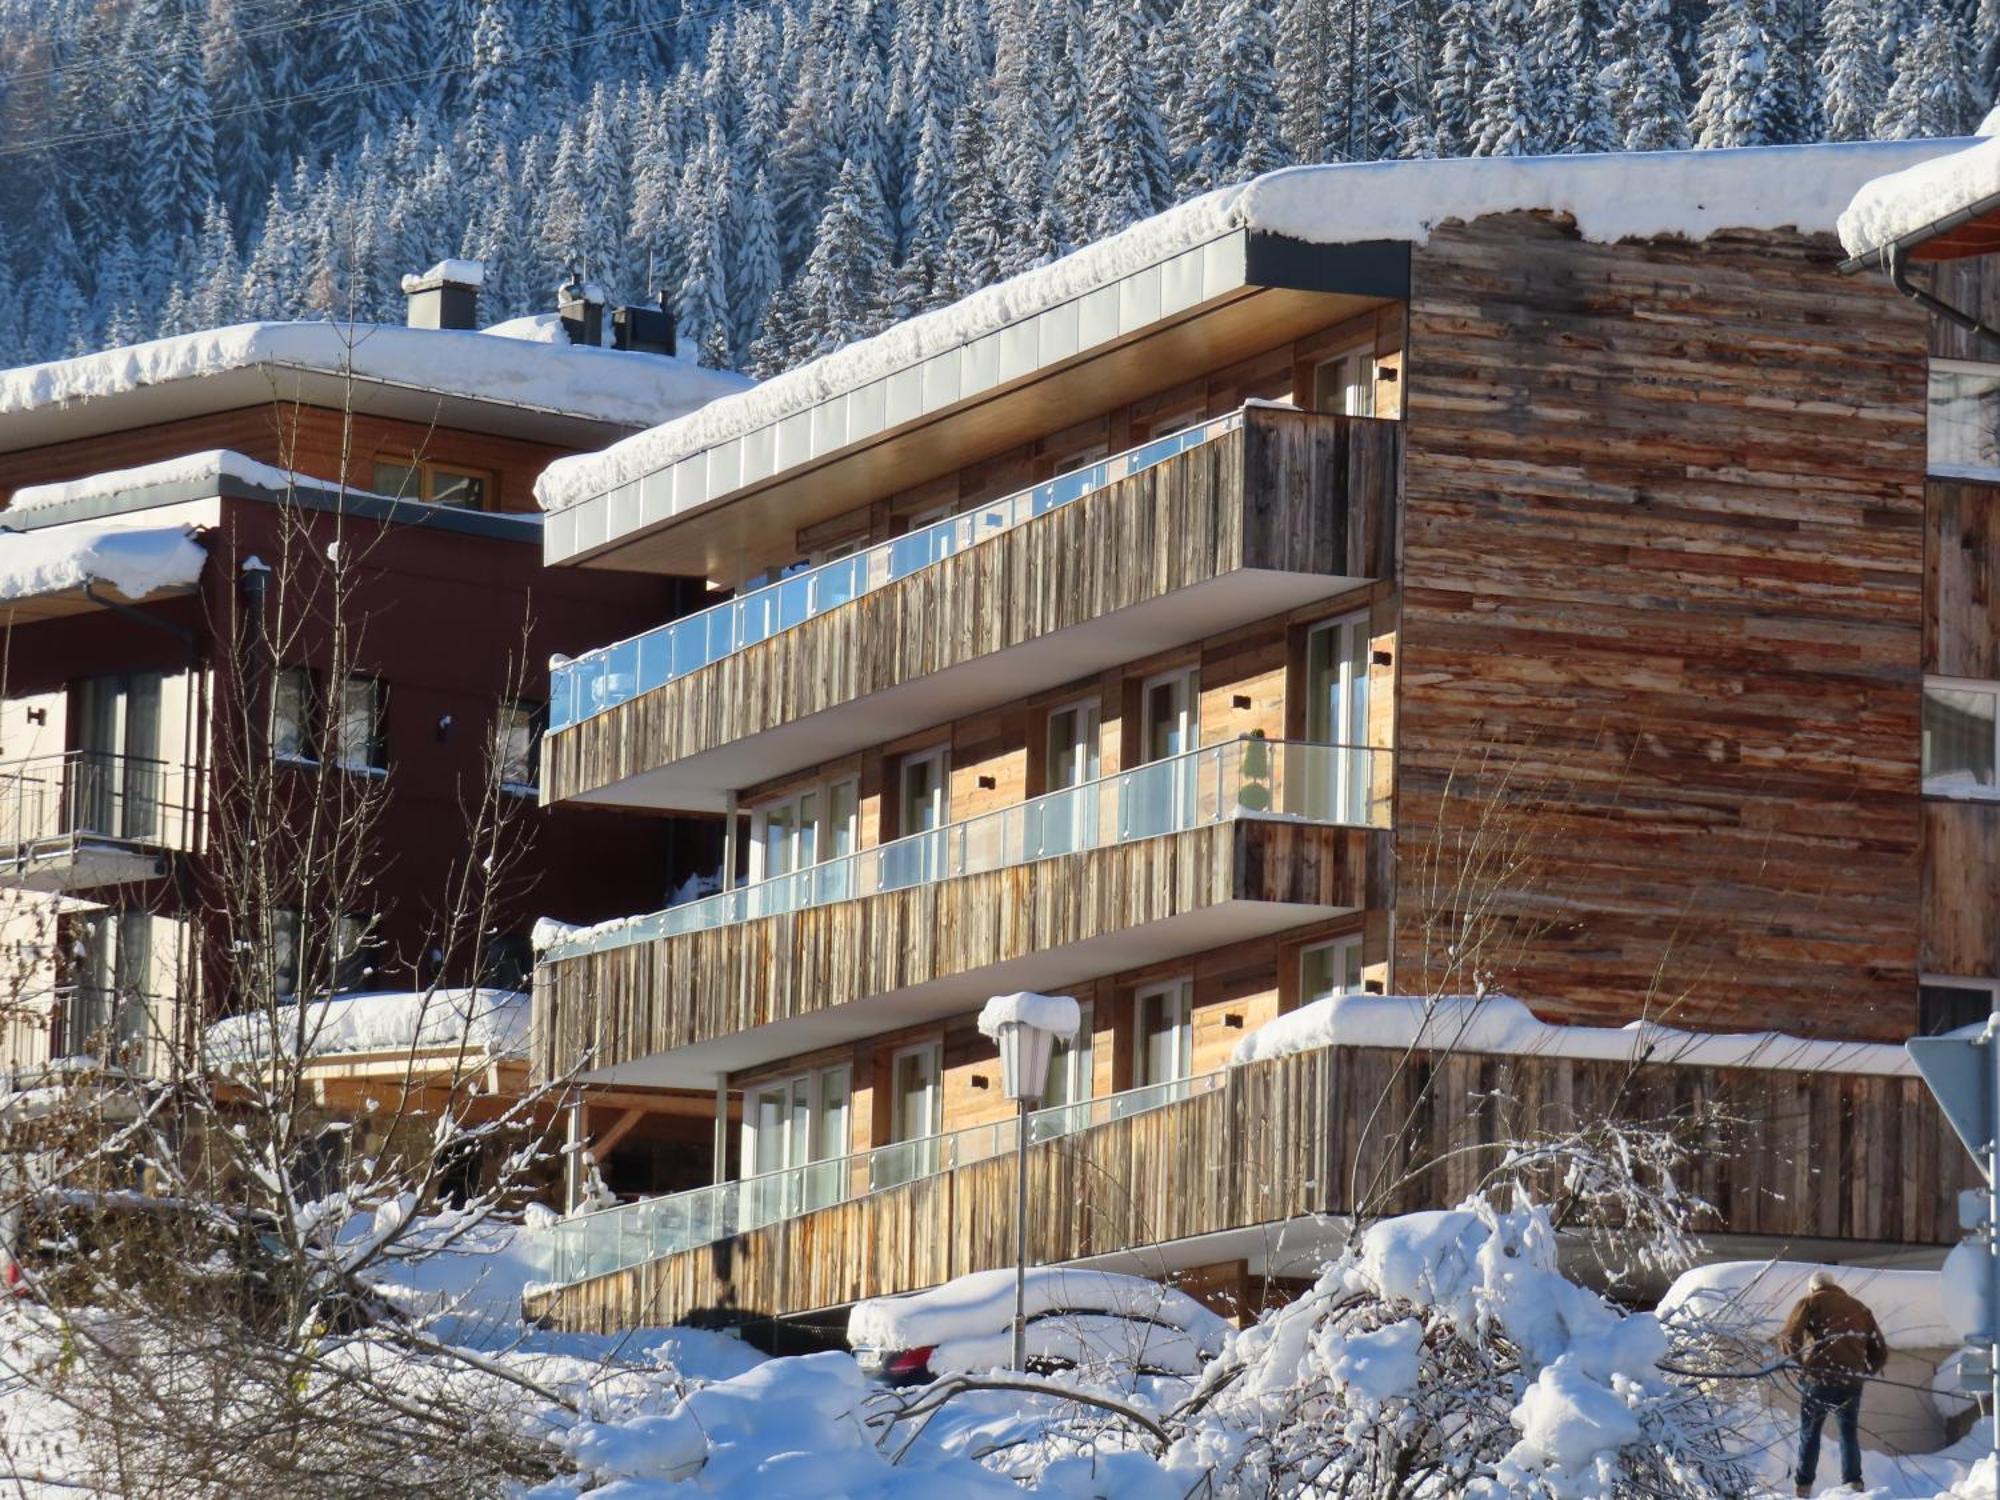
[612,292,677,357]
[557,274,607,347]
[401,259,483,330]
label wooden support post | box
[721,791,738,893]
[713,1077,730,1184]
[562,1088,585,1214]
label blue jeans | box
[1797,1380,1863,1489]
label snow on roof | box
[480,312,567,345]
[399,258,486,293]
[1658,1261,1952,1350]
[0,321,750,432]
[1839,134,2000,258]
[204,988,530,1065]
[0,520,205,602]
[846,1265,1228,1352]
[8,448,360,514]
[1231,992,1924,1076]
[537,138,1961,516]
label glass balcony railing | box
[537,1069,1229,1289]
[540,736,1389,964]
[547,409,1252,732]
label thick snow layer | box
[1660,1261,1955,1350]
[847,1266,1227,1353]
[0,520,205,601]
[1232,991,1923,1076]
[0,321,750,431]
[400,258,485,292]
[931,1312,1218,1378]
[8,448,352,513]
[480,312,567,344]
[204,988,529,1063]
[538,138,1958,514]
[1840,135,2000,257]
[975,991,1081,1041]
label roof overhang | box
[0,577,199,624]
[545,233,1408,578]
[1839,188,2000,273]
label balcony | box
[525,1039,1978,1330]
[543,404,1401,811]
[534,737,1390,1087]
[0,751,195,890]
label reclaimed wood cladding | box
[527,1044,1979,1331]
[1393,216,1931,1038]
[533,819,1386,1083]
[543,405,1402,805]
[1927,479,2000,679]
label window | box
[270,908,371,997]
[1314,346,1377,417]
[272,668,386,771]
[749,778,857,883]
[1141,668,1200,764]
[1929,362,2000,478]
[371,458,493,510]
[883,749,950,888]
[1031,700,1102,857]
[1919,976,1999,1036]
[742,1063,853,1214]
[1922,677,2000,797]
[1301,935,1366,1003]
[873,1042,943,1188]
[1306,614,1373,821]
[1046,699,1102,792]
[495,700,543,793]
[1134,979,1193,1089]
[1039,1002,1095,1132]
[67,909,151,1050]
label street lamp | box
[977,990,1080,1372]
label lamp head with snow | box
[976,992,1079,1105]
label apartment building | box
[0,273,742,1196]
[525,139,1993,1335]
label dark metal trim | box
[1244,234,1410,300]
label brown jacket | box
[1778,1285,1888,1382]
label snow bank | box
[1232,991,1923,1076]
[975,991,1080,1041]
[0,520,205,601]
[7,448,362,514]
[1658,1260,1954,1349]
[1840,135,2000,258]
[0,321,751,432]
[848,1266,1226,1353]
[204,988,529,1063]
[538,138,1958,514]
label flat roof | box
[540,139,1961,574]
[0,321,753,456]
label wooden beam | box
[588,1107,647,1158]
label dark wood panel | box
[1927,479,2000,679]
[1394,215,1931,1039]
[544,405,1402,804]
[533,819,1387,1082]
[527,1043,1982,1331]
[1922,798,2000,977]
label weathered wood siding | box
[527,1044,1978,1330]
[544,405,1401,805]
[534,819,1387,1082]
[1394,216,1931,1037]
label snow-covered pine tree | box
[1181,0,1286,188]
[1604,0,1691,148]
[677,146,732,367]
[731,168,783,364]
[467,0,527,148]
[1275,0,1336,162]
[1538,0,1619,152]
[1875,0,1981,137]
[1058,0,1173,241]
[1690,0,1787,146]
[785,155,896,364]
[1431,0,1494,156]
[145,6,220,247]
[1472,0,1551,154]
[1814,0,1889,140]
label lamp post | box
[977,991,1080,1372]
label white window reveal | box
[1929,361,2000,479]
[1315,345,1377,418]
[1922,676,2000,797]
[1134,978,1193,1090]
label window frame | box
[1314,343,1378,418]
[1300,934,1367,1004]
[1133,977,1194,1088]
[271,667,388,773]
[495,699,545,796]
[370,456,496,510]
[1921,674,2000,800]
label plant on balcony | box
[1234,730,1273,813]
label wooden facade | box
[1393,217,1933,1038]
[543,404,1402,806]
[534,818,1388,1082]
[526,1041,1981,1331]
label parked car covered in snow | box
[847,1266,1231,1384]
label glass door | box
[1127,979,1193,1112]
[1032,699,1100,856]
[1124,669,1199,838]
[1033,1002,1095,1140]
[71,673,162,839]
[1314,345,1377,417]
[804,1065,851,1209]
[1306,615,1371,822]
[878,1043,942,1187]
[886,748,949,888]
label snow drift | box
[204,988,529,1063]
[0,520,205,601]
